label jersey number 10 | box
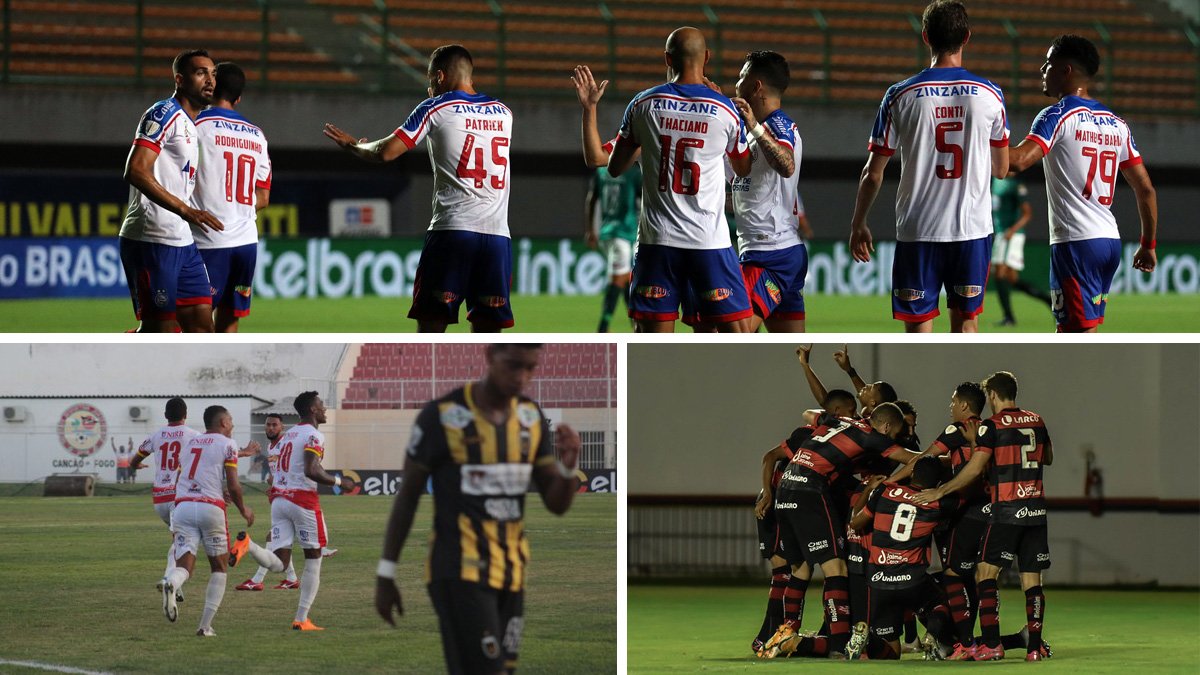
[222,152,256,206]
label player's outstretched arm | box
[731,97,794,178]
[322,123,408,163]
[303,450,355,492]
[573,66,612,168]
[1006,138,1044,176]
[848,153,890,262]
[238,440,261,458]
[533,424,583,515]
[756,443,790,518]
[123,144,224,232]
[607,136,639,178]
[914,448,988,505]
[833,344,867,395]
[376,455,431,626]
[796,345,829,407]
[1121,162,1158,273]
[991,143,1010,179]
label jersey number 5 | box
[457,135,509,189]
[222,152,256,205]
[935,122,964,180]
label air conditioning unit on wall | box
[129,406,151,421]
[4,406,28,422]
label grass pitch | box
[628,583,1200,673]
[3,292,1197,332]
[0,488,616,674]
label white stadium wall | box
[628,344,1200,586]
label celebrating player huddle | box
[753,347,1053,661]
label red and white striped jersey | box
[174,432,238,507]
[273,423,325,508]
[191,107,272,249]
[1026,96,1141,245]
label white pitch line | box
[0,659,112,675]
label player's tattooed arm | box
[732,97,795,178]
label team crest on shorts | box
[764,280,782,304]
[1090,293,1108,305]
[703,288,732,302]
[479,296,508,308]
[953,285,983,298]
[435,290,457,304]
[635,285,669,299]
[154,289,169,307]
[481,634,501,659]
[893,288,925,301]
[235,285,252,298]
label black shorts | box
[757,505,783,560]
[776,489,844,567]
[939,515,988,576]
[979,522,1050,572]
[427,580,524,675]
[866,577,939,643]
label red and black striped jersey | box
[975,408,1051,525]
[778,413,904,495]
[771,425,810,491]
[930,417,990,515]
[862,481,956,589]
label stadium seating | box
[342,343,616,409]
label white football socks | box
[251,566,268,584]
[295,557,321,623]
[165,566,189,591]
[198,572,226,631]
[248,541,285,573]
[165,542,176,574]
[285,559,297,583]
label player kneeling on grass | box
[375,344,584,675]
[158,405,254,637]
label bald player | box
[607,27,754,333]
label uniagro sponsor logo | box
[1015,506,1047,519]
[57,403,108,458]
[870,571,912,583]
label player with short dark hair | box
[374,344,582,675]
[324,45,515,333]
[1007,34,1157,333]
[759,402,911,658]
[915,371,1054,661]
[120,49,224,333]
[718,51,808,332]
[606,27,754,333]
[191,61,272,333]
[849,0,1010,333]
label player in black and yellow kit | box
[374,344,582,675]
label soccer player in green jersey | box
[991,176,1051,326]
[586,164,641,332]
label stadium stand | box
[1,0,1195,118]
[342,343,617,410]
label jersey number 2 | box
[456,135,509,189]
[222,152,256,205]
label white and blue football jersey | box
[120,97,199,245]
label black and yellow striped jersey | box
[407,383,555,591]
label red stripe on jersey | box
[990,138,1008,148]
[1025,134,1051,155]
[1119,155,1143,169]
[727,146,750,161]
[133,138,162,154]
[397,99,511,149]
[868,142,895,156]
[278,488,320,510]
[175,496,226,508]
[630,310,680,321]
[894,308,939,322]
[394,129,417,149]
[176,295,212,307]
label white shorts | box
[991,232,1026,271]
[155,502,174,527]
[270,497,328,551]
[601,237,633,277]
[171,501,229,558]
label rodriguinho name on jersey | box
[213,134,264,154]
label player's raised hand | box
[375,578,404,626]
[960,417,981,446]
[731,97,759,130]
[571,65,608,109]
[796,344,812,366]
[911,488,942,505]
[554,423,582,474]
[238,440,261,458]
[833,345,852,372]
[322,122,366,149]
[1132,246,1157,273]
[182,206,224,232]
[849,224,874,262]
[339,475,356,493]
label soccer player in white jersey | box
[607,27,754,333]
[1007,35,1158,332]
[158,405,254,637]
[323,45,514,332]
[727,51,807,333]
[119,49,224,333]
[130,397,199,593]
[191,62,272,333]
[227,391,355,630]
[849,1,1009,333]
[236,413,300,591]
